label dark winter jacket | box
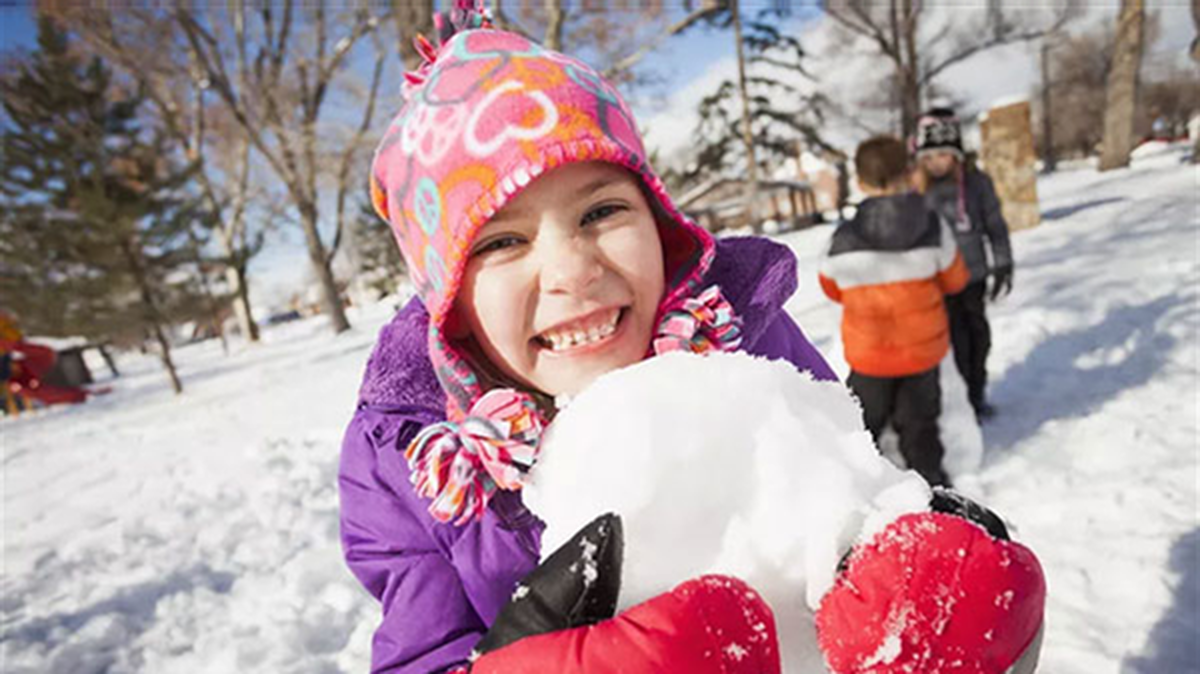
[819,193,969,377]
[925,168,1013,283]
[339,236,836,673]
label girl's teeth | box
[542,313,620,351]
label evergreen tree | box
[687,16,836,186]
[0,16,217,394]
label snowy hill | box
[2,144,1196,673]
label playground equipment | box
[1,313,93,415]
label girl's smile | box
[454,161,666,397]
[534,306,625,353]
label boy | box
[915,107,1014,419]
[819,136,969,487]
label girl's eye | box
[581,203,625,227]
[472,235,524,257]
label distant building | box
[677,177,822,233]
[676,142,848,232]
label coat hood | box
[840,193,937,253]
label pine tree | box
[0,16,217,394]
[689,16,836,187]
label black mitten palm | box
[469,512,782,674]
[473,513,623,657]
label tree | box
[1193,0,1199,163]
[1034,11,1181,163]
[1099,0,1146,171]
[1038,36,1057,172]
[493,0,728,86]
[687,12,837,187]
[0,17,217,393]
[1036,27,1113,160]
[393,0,435,68]
[822,0,1075,138]
[731,0,759,226]
[50,6,267,343]
[176,2,389,334]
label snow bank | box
[525,351,931,672]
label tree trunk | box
[835,158,850,219]
[216,220,259,342]
[188,230,229,355]
[899,0,921,140]
[151,319,183,394]
[97,344,120,377]
[732,0,759,232]
[543,0,566,52]
[1040,39,1057,173]
[1099,0,1145,171]
[125,241,183,394]
[1191,0,1199,163]
[299,201,351,333]
[226,264,259,342]
[899,69,921,140]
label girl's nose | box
[540,236,603,296]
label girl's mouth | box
[534,307,626,353]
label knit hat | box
[913,107,964,158]
[370,1,741,524]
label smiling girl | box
[339,4,1043,673]
[340,10,832,672]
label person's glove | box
[990,264,1014,301]
[467,513,781,674]
[815,490,1046,674]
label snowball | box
[525,351,932,672]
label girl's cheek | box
[480,266,531,350]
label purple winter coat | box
[339,236,836,673]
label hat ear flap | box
[370,173,390,222]
[444,308,470,339]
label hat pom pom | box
[402,0,492,96]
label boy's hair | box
[855,136,910,189]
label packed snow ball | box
[524,351,932,672]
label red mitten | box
[815,511,1045,674]
[472,574,780,674]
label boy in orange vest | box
[819,136,969,487]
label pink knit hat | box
[370,3,740,523]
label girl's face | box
[920,151,958,179]
[455,162,666,398]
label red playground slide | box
[2,313,92,411]
[3,339,89,406]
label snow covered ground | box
[2,143,1196,673]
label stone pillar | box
[979,100,1041,231]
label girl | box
[913,107,1014,420]
[340,5,1044,673]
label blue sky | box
[0,4,37,51]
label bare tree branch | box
[602,1,727,79]
[922,24,1062,85]
[489,0,533,39]
[543,0,566,51]
[824,0,900,61]
[328,23,386,267]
